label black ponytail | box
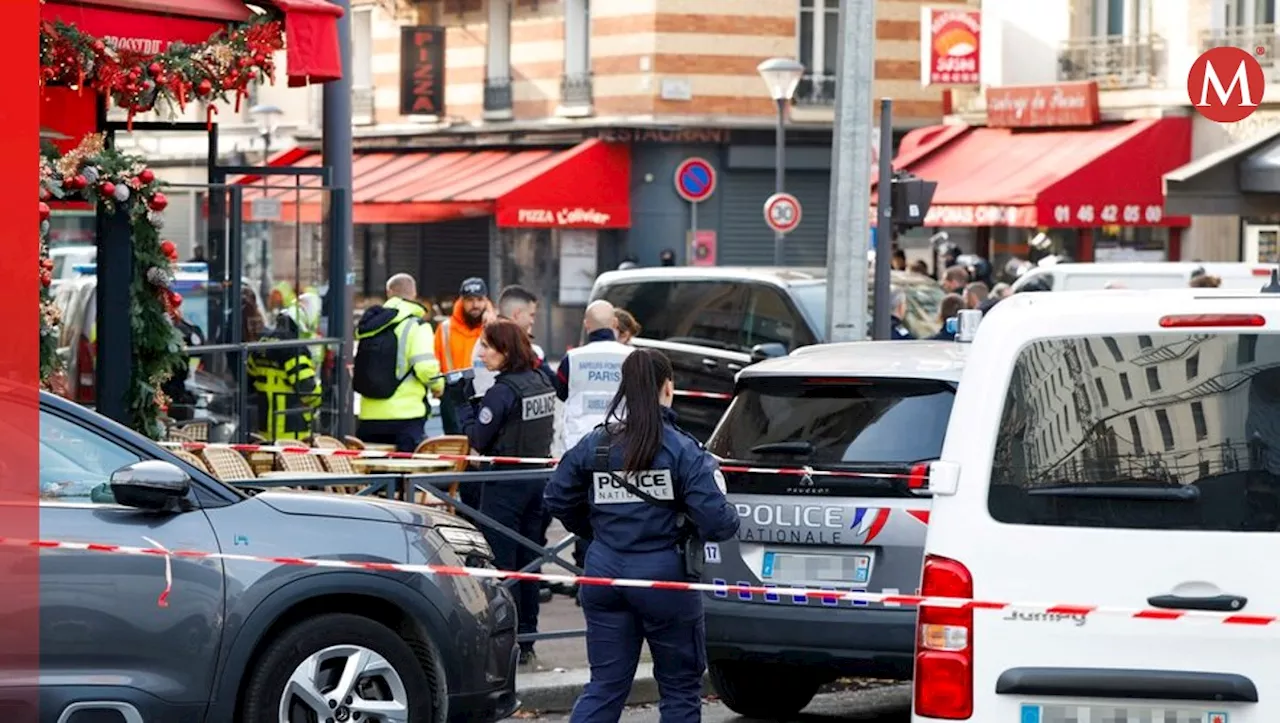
[605,348,674,474]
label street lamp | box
[248,103,284,163]
[757,58,806,266]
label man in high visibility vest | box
[434,277,491,434]
[247,312,321,441]
[355,274,445,452]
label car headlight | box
[434,525,494,567]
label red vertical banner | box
[1,1,41,719]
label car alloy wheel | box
[279,644,410,723]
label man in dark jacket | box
[929,293,966,341]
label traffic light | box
[889,171,937,231]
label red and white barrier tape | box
[673,389,732,400]
[159,442,917,481]
[18,534,1280,625]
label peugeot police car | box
[914,287,1280,723]
[700,336,970,719]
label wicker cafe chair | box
[312,435,363,494]
[164,428,195,444]
[412,435,469,507]
[343,436,367,450]
[170,448,210,474]
[174,421,209,441]
[198,447,257,482]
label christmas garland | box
[40,135,184,440]
[38,198,63,395]
[40,15,284,128]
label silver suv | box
[700,341,967,718]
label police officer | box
[455,318,557,667]
[246,311,321,441]
[544,348,739,723]
[554,300,633,591]
[888,287,914,340]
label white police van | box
[914,284,1280,723]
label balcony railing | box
[352,86,375,125]
[483,76,513,116]
[1058,34,1166,89]
[1201,24,1277,70]
[793,74,836,106]
[560,72,594,108]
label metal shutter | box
[386,225,422,286]
[417,218,491,300]
[718,170,831,266]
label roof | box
[592,267,938,290]
[739,340,970,382]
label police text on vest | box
[522,392,556,421]
[593,470,675,504]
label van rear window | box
[989,333,1280,532]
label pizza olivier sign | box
[920,7,981,86]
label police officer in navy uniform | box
[455,318,557,667]
[888,287,915,340]
[545,348,739,723]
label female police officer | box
[544,348,739,723]
[455,318,557,666]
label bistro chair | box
[312,435,362,491]
[199,447,257,483]
[170,448,210,475]
[342,436,367,450]
[412,435,468,506]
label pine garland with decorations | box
[40,15,284,129]
[41,134,184,439]
[37,179,64,395]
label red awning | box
[41,0,342,87]
[236,139,632,228]
[872,117,1192,228]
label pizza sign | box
[921,7,981,86]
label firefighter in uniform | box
[247,312,321,441]
[544,348,739,723]
[455,318,557,667]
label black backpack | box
[353,306,414,399]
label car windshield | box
[988,332,1280,531]
[789,279,945,340]
[708,376,955,466]
[791,283,827,335]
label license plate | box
[761,550,872,586]
[1020,703,1229,723]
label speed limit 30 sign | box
[763,193,802,234]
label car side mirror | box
[750,343,788,363]
[110,460,192,512]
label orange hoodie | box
[435,298,486,373]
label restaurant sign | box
[889,203,1174,227]
[986,81,1101,128]
[503,207,619,228]
[920,7,981,86]
[400,26,446,116]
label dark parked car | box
[589,267,945,440]
[31,390,517,723]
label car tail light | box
[914,555,974,719]
[1159,313,1265,328]
[1254,268,1273,276]
[908,462,933,491]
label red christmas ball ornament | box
[160,240,178,259]
[238,57,251,68]
[38,202,50,221]
[148,62,164,78]
[40,270,52,288]
[91,40,106,53]
[155,73,168,85]
[149,192,168,212]
[197,79,213,96]
[254,53,266,65]
[100,181,116,197]
[71,175,87,190]
[169,291,183,307]
[138,168,155,185]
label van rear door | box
[705,375,950,612]
[934,301,1280,723]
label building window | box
[1119,372,1133,400]
[1155,409,1175,451]
[796,0,839,105]
[484,0,513,117]
[1223,0,1276,27]
[1146,366,1161,392]
[1239,334,1258,365]
[1138,335,1152,349]
[351,6,374,125]
[1191,401,1208,441]
[559,0,593,112]
[1128,415,1144,455]
[1094,377,1109,406]
[1103,336,1124,362]
[1185,352,1199,380]
[1084,340,1099,367]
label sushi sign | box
[921,7,981,86]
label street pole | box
[323,0,355,436]
[774,98,786,266]
[871,99,894,340]
[824,0,877,342]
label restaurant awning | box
[872,117,1192,227]
[236,139,633,228]
[1164,127,1280,217]
[41,0,342,86]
